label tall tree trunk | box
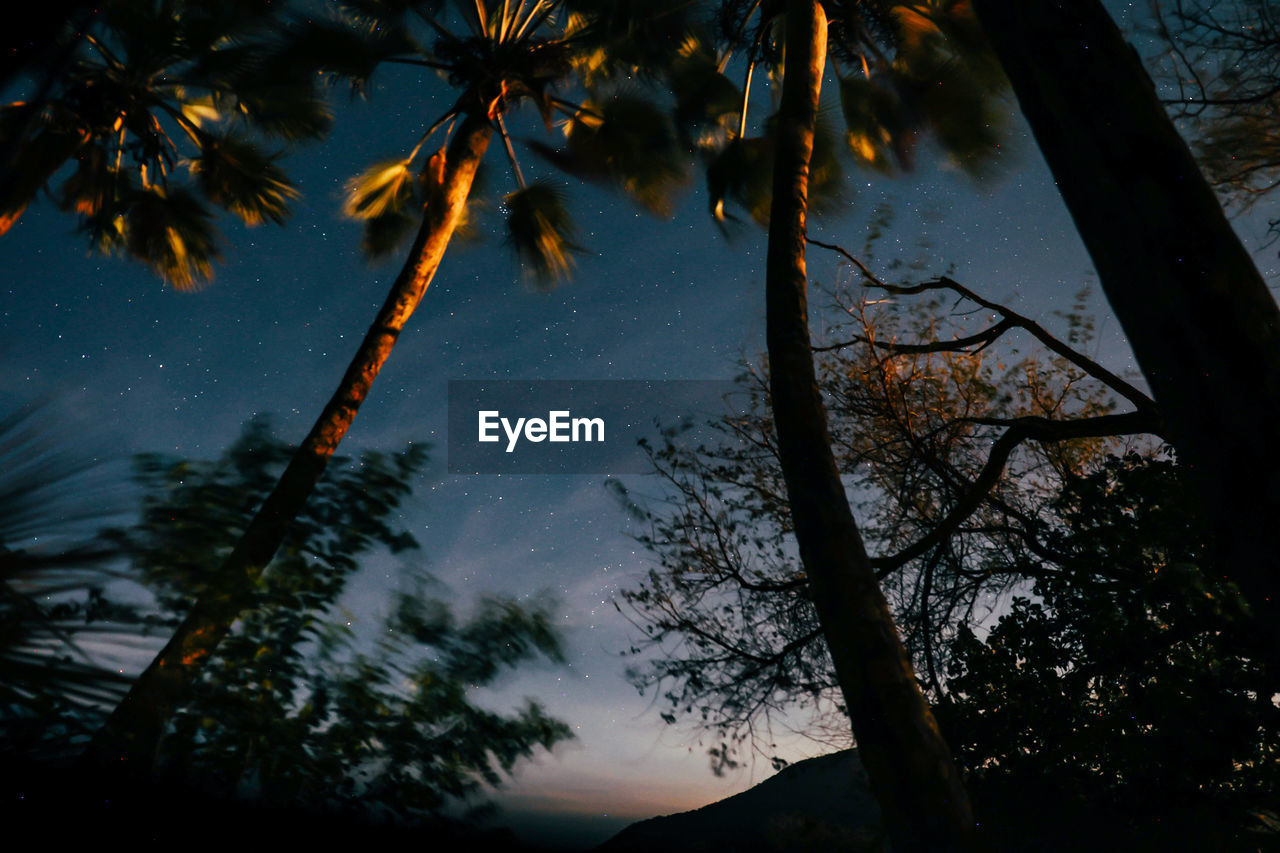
[971,0,1280,655]
[765,3,974,850]
[84,114,494,774]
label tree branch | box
[870,410,1161,573]
[806,236,1160,415]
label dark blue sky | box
[4,3,1277,848]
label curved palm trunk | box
[85,115,493,773]
[765,3,973,850]
[971,0,1280,657]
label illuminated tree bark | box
[85,115,494,773]
[764,2,974,849]
[972,0,1280,655]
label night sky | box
[3,3,1275,848]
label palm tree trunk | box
[0,208,24,236]
[971,0,1280,657]
[84,114,493,774]
[764,2,973,850]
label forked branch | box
[807,236,1158,414]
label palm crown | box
[0,0,330,288]
[309,0,694,282]
[674,0,1004,228]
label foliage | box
[527,92,688,216]
[0,0,329,287]
[0,403,149,761]
[95,417,573,819]
[88,0,683,775]
[1156,0,1280,209]
[939,452,1280,849]
[298,0,691,283]
[160,588,571,820]
[502,182,582,282]
[686,0,1006,232]
[619,255,1276,837]
[2,416,571,820]
[616,254,1145,771]
[109,416,424,613]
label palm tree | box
[86,0,690,774]
[0,0,328,288]
[678,0,1002,228]
[684,1,1003,848]
[969,0,1280,663]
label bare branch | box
[870,410,1161,573]
[807,236,1159,415]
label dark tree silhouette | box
[618,247,1159,783]
[971,0,1280,663]
[744,3,1002,846]
[940,453,1280,850]
[671,1,1007,846]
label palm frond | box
[562,0,702,82]
[339,0,440,24]
[892,52,1002,175]
[502,182,581,285]
[189,134,299,226]
[359,154,490,259]
[838,74,910,173]
[890,2,1004,175]
[704,108,846,229]
[918,1,1006,90]
[3,1,325,283]
[0,401,137,760]
[362,209,421,259]
[893,4,944,51]
[807,107,849,213]
[191,43,334,142]
[669,37,742,151]
[0,112,85,231]
[170,0,282,51]
[281,16,420,92]
[121,188,221,290]
[178,93,223,130]
[56,145,123,217]
[229,84,334,143]
[705,135,773,227]
[343,158,418,220]
[531,92,688,215]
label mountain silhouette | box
[597,749,882,852]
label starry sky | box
[3,3,1276,849]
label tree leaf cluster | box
[0,0,330,287]
[97,417,571,818]
[3,415,572,821]
[939,452,1280,848]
